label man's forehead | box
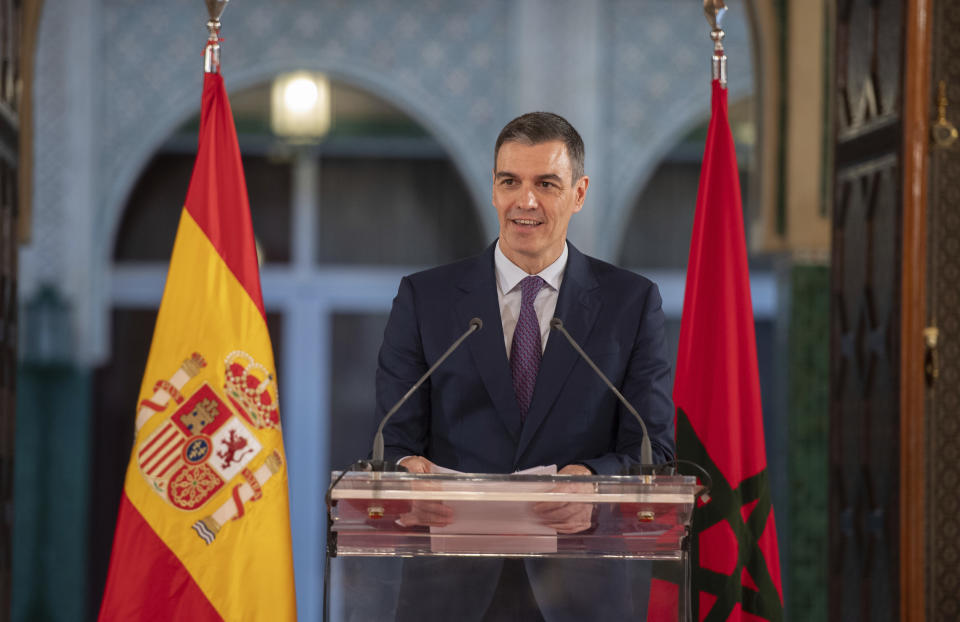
[495,140,572,173]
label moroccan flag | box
[648,79,784,621]
[98,72,296,621]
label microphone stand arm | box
[370,318,483,467]
[550,318,654,469]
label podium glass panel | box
[325,471,700,621]
[327,556,672,621]
[328,471,698,559]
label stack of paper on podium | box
[427,464,558,554]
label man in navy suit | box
[375,112,675,621]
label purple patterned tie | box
[511,275,546,421]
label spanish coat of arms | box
[135,350,284,544]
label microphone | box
[549,318,654,472]
[366,317,483,470]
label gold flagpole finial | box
[204,0,230,74]
[703,0,727,87]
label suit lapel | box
[455,244,523,443]
[516,243,601,460]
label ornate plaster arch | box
[28,0,513,361]
[97,0,515,266]
[101,58,499,260]
[605,80,754,260]
[597,0,755,259]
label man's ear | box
[573,175,590,212]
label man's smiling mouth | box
[512,218,541,226]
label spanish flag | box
[98,72,297,620]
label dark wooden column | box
[899,0,930,619]
[0,0,22,619]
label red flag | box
[98,73,296,621]
[649,80,784,620]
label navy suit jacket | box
[377,240,675,473]
[373,241,675,621]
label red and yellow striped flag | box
[99,72,296,621]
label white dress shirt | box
[494,241,568,357]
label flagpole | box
[703,0,727,88]
[204,0,229,74]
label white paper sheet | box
[428,465,559,553]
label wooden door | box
[830,0,930,620]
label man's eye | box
[502,179,515,186]
[540,181,555,189]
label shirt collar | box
[494,241,568,295]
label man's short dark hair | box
[494,112,585,182]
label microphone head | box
[550,317,563,329]
[470,317,483,330]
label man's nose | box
[521,188,537,208]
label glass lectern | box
[325,470,702,621]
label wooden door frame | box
[900,0,931,619]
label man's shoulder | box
[403,245,493,289]
[575,248,658,292]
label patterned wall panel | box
[97,0,511,246]
[927,0,960,617]
[830,1,904,621]
[20,2,67,292]
[603,0,753,255]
